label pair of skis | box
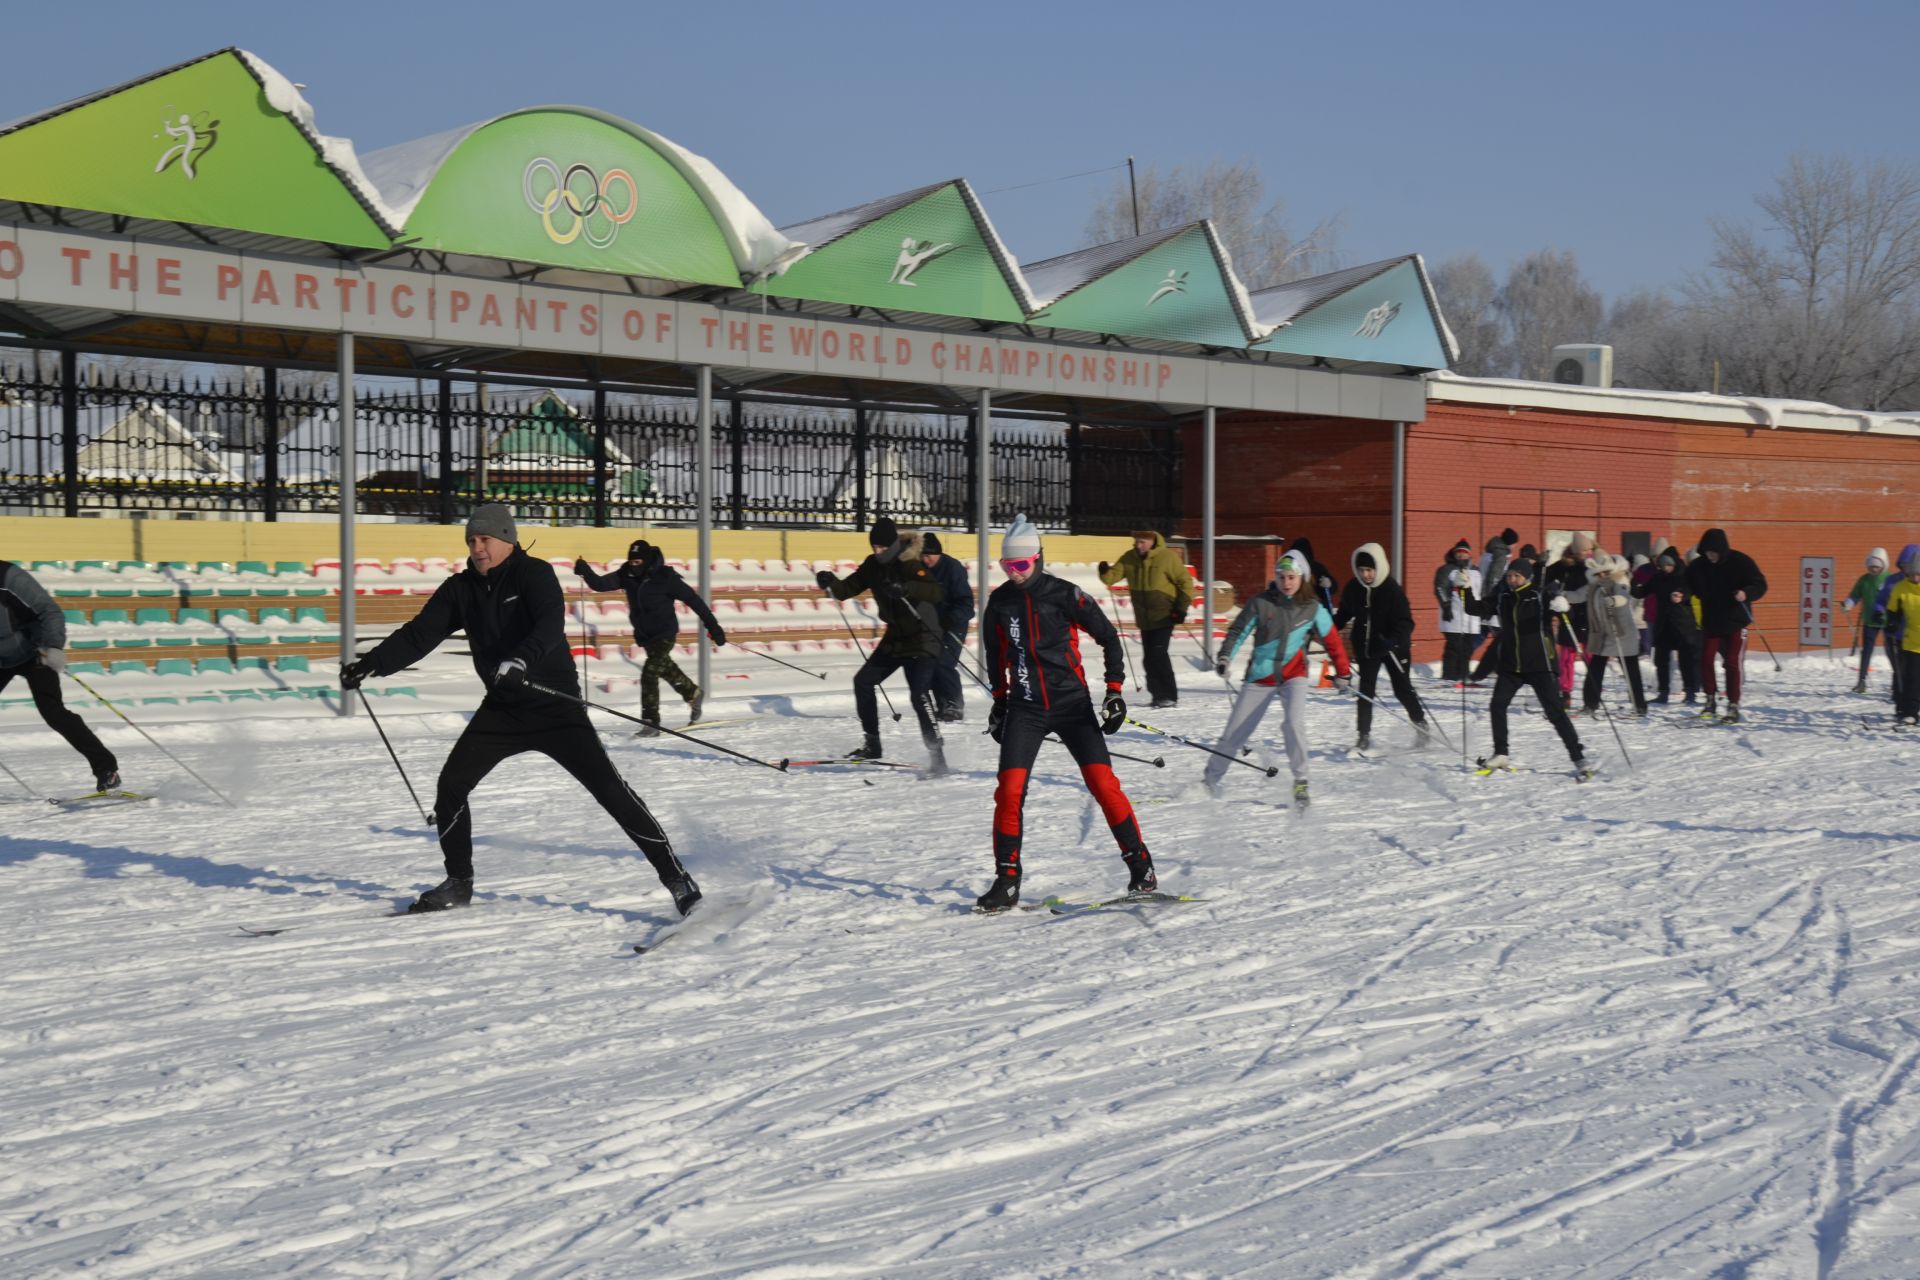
[973,890,1207,917]
[1474,756,1597,783]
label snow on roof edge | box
[1424,370,1920,436]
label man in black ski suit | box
[1460,554,1589,772]
[816,516,948,771]
[0,559,119,790]
[342,504,699,915]
[1685,527,1768,722]
[920,532,976,722]
[975,513,1153,912]
[575,539,725,734]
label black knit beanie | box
[869,516,899,548]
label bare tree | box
[1428,253,1506,376]
[1084,160,1344,288]
[1685,154,1920,409]
[1500,250,1604,381]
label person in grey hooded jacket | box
[1581,552,1647,715]
[0,560,119,790]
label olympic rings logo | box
[523,158,638,250]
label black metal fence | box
[0,352,1183,533]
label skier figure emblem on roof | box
[1146,269,1189,308]
[1355,300,1402,339]
[153,112,218,181]
[889,237,955,286]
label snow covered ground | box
[3,648,1918,1278]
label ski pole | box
[525,679,790,773]
[736,644,830,681]
[1756,631,1782,673]
[948,631,994,693]
[0,751,41,799]
[1124,715,1277,776]
[837,605,900,721]
[62,670,234,805]
[1597,699,1635,772]
[359,688,428,826]
[1044,735,1164,768]
[1385,651,1457,754]
[1105,585,1142,693]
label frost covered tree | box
[1499,250,1605,382]
[1428,253,1506,377]
[1082,160,1343,289]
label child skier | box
[1211,550,1352,806]
[1843,548,1896,695]
[575,539,725,735]
[975,514,1150,912]
[342,505,700,916]
[1635,547,1699,705]
[1460,553,1591,776]
[1331,541,1428,750]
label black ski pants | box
[1488,668,1584,762]
[1897,650,1920,720]
[1441,632,1477,681]
[0,661,117,779]
[992,699,1143,877]
[1356,652,1425,737]
[1652,630,1699,698]
[1582,654,1647,714]
[853,650,942,749]
[931,625,968,717]
[1141,625,1177,704]
[1469,629,1501,681]
[431,701,683,885]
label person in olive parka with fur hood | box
[816,517,948,770]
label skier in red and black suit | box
[975,513,1152,913]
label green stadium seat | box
[274,655,311,673]
[67,661,107,675]
[109,660,148,675]
[141,697,180,706]
[74,560,108,572]
[236,560,273,576]
[224,689,265,702]
[257,607,293,624]
[295,607,327,623]
[178,608,214,625]
[216,606,251,623]
[93,587,133,599]
[136,588,176,599]
[158,561,190,571]
[70,639,108,651]
[92,609,130,625]
[217,586,255,598]
[187,694,223,704]
[276,634,313,646]
[154,636,196,648]
[31,560,67,572]
[380,687,419,699]
[62,609,86,625]
[182,585,215,598]
[196,658,235,676]
[292,586,327,598]
[114,561,150,572]
[54,587,91,599]
[267,689,303,701]
[274,561,308,576]
[111,637,153,649]
[154,659,195,677]
[135,608,171,625]
[236,656,271,671]
[225,630,268,645]
[196,561,232,573]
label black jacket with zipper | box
[579,560,720,646]
[984,571,1124,710]
[1333,576,1414,660]
[1462,577,1558,674]
[364,547,580,719]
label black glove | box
[874,580,907,603]
[814,570,836,591]
[1097,560,1111,576]
[340,657,376,690]
[708,625,727,647]
[1214,661,1227,677]
[988,699,1008,743]
[572,556,591,576]
[494,658,528,689]
[1442,602,1454,622]
[1100,690,1126,735]
[1318,575,1334,591]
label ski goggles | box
[998,555,1040,575]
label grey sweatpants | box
[1204,677,1310,786]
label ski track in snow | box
[3,661,1920,1277]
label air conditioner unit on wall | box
[1551,344,1613,388]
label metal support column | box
[851,399,869,531]
[1201,407,1217,665]
[261,366,280,522]
[60,349,78,518]
[728,390,746,529]
[696,365,713,695]
[974,388,991,669]
[436,375,454,525]
[337,334,357,718]
[592,384,609,528]
[1391,421,1406,586]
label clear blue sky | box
[6,0,1916,303]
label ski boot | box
[847,736,884,761]
[664,871,702,917]
[924,741,951,778]
[1853,680,1868,695]
[1652,693,1670,705]
[1123,850,1157,895]
[974,872,1021,914]
[1354,732,1372,752]
[1149,697,1178,710]
[636,716,661,738]
[409,876,473,913]
[1698,695,1718,720]
[1412,721,1435,749]
[93,768,121,793]
[1683,692,1699,707]
[1722,702,1741,724]
[1292,779,1310,809]
[1572,755,1597,782]
[686,686,704,726]
[1475,754,1513,773]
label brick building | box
[1185,373,1920,662]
